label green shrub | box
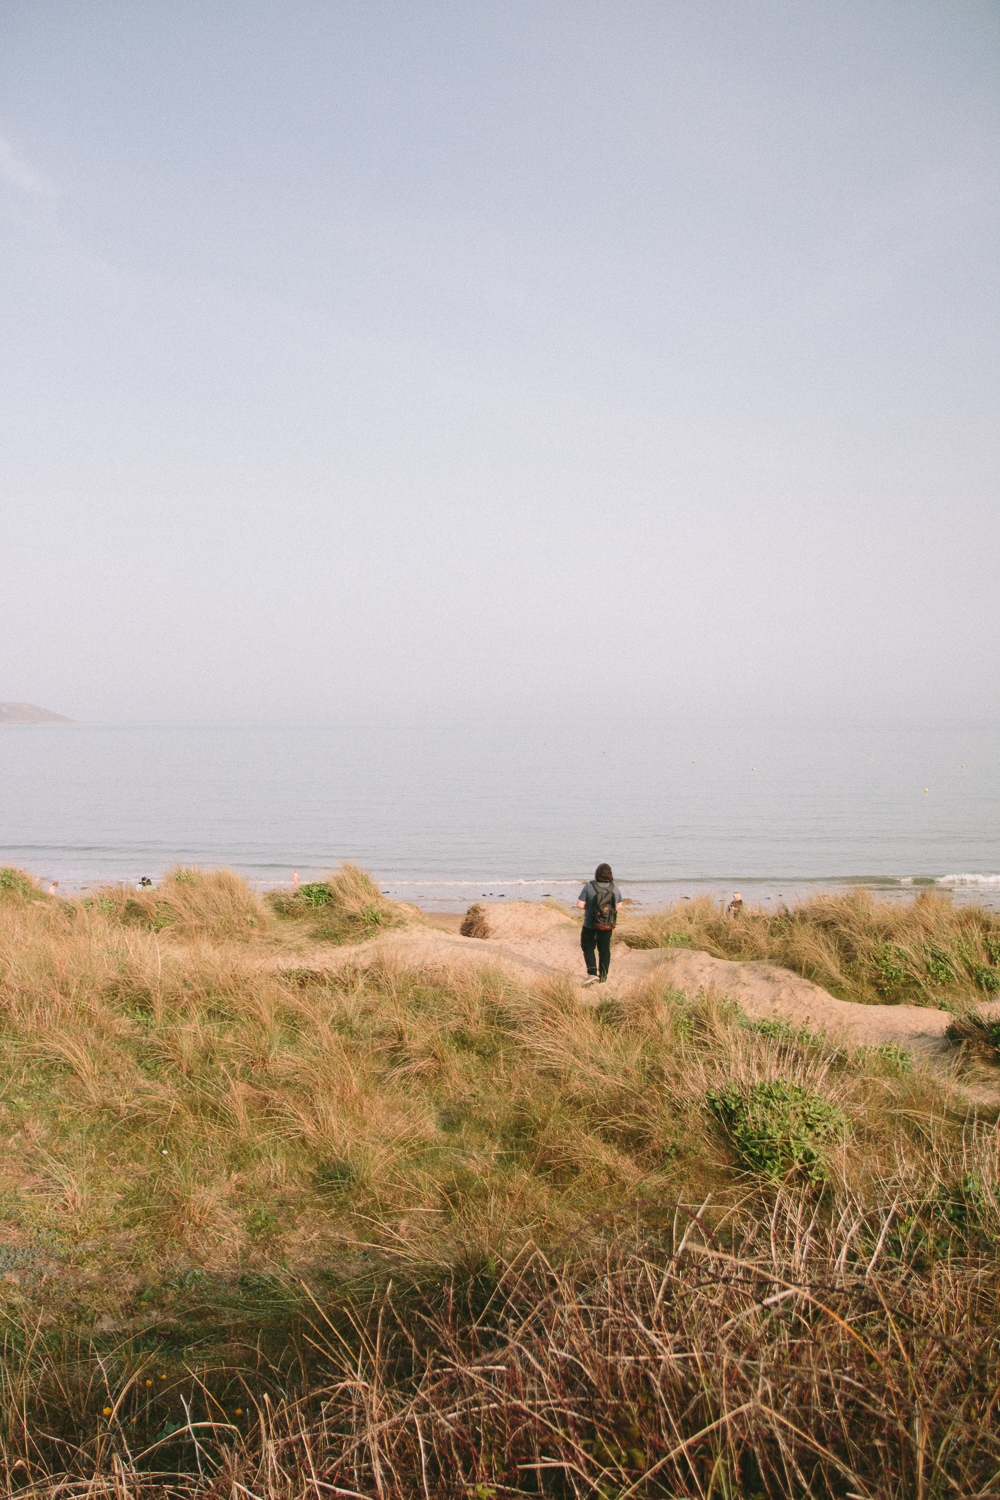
[925,946,956,985]
[744,1018,816,1047]
[706,1081,846,1183]
[0,866,34,897]
[268,865,398,943]
[973,964,1000,995]
[298,881,333,907]
[865,1041,913,1075]
[873,943,911,994]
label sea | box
[0,719,997,912]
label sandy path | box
[647,947,955,1056]
[278,904,999,1070]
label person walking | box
[577,862,623,984]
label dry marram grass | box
[623,885,1000,1008]
[0,864,998,1496]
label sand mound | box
[461,900,571,942]
[280,923,573,989]
[641,947,966,1056]
[274,911,1000,1093]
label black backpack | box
[593,882,617,929]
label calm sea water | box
[0,720,997,910]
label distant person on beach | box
[47,882,58,895]
[577,863,623,984]
[727,891,743,917]
[139,877,153,888]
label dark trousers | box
[581,925,612,980]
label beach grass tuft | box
[459,901,491,938]
[266,860,400,942]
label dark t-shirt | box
[579,880,623,928]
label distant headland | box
[0,702,74,724]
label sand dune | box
[278,900,997,1064]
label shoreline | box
[375,875,1000,913]
[6,864,998,911]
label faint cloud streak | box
[0,137,55,196]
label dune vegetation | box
[0,865,999,1497]
[624,887,1000,1009]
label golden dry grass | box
[458,903,490,939]
[85,864,277,941]
[1,865,999,1496]
[621,885,1000,1008]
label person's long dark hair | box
[595,863,613,883]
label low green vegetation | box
[0,867,998,1496]
[265,861,401,942]
[705,1079,846,1182]
[622,885,1000,1007]
[742,1015,915,1075]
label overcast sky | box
[1,1,997,725]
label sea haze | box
[0,720,996,909]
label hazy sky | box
[1,1,997,725]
